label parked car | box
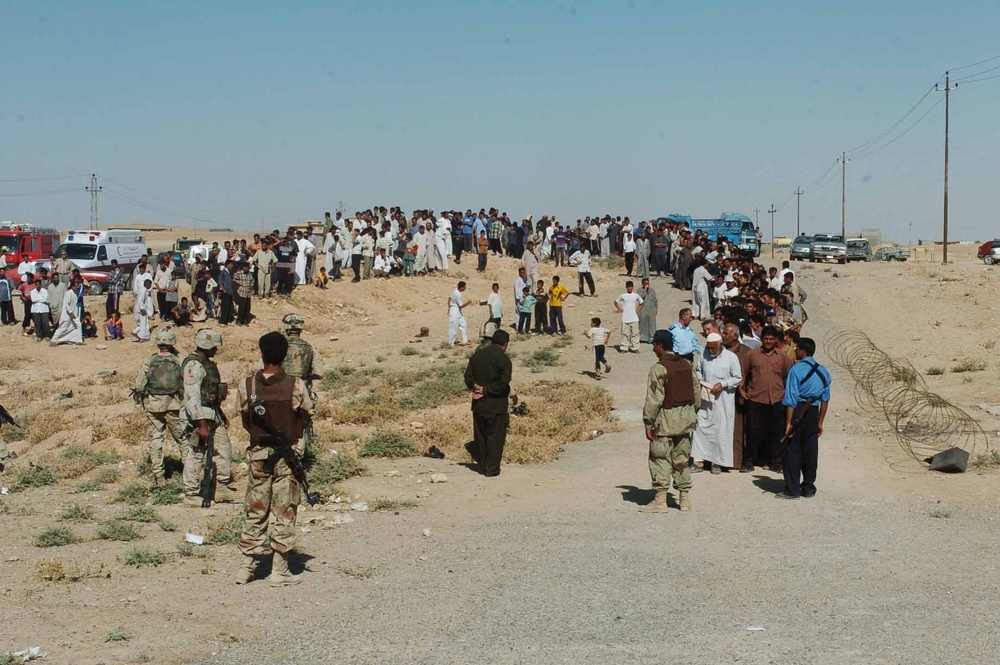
[33,260,116,296]
[874,246,911,262]
[846,238,872,262]
[789,235,813,261]
[809,233,847,264]
[977,240,1000,265]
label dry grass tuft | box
[32,557,108,582]
[92,412,148,447]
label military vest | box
[282,337,313,381]
[145,353,183,396]
[245,371,305,444]
[182,352,227,407]
[657,354,695,409]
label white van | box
[59,229,148,270]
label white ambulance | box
[59,229,148,270]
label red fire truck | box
[0,224,61,268]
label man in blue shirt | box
[668,308,703,360]
[780,337,832,499]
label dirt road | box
[202,270,1000,665]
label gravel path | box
[203,282,1000,665]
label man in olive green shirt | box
[641,329,701,513]
[463,329,517,477]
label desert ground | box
[2,232,999,665]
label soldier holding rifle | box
[779,337,832,500]
[234,331,315,587]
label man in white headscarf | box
[691,332,743,472]
[132,277,155,342]
[293,231,315,285]
[435,220,451,271]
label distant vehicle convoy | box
[809,233,848,264]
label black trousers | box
[624,252,635,275]
[516,311,531,332]
[471,411,509,476]
[350,255,362,282]
[578,271,595,295]
[106,292,120,318]
[745,401,785,466]
[533,302,548,333]
[156,292,168,320]
[0,300,15,324]
[452,236,464,263]
[549,307,566,333]
[236,296,251,325]
[489,238,502,254]
[783,406,819,496]
[32,312,51,340]
[218,293,234,325]
[22,301,32,328]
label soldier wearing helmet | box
[279,313,323,452]
[180,328,238,506]
[132,326,185,488]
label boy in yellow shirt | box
[547,275,569,334]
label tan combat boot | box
[213,485,241,503]
[183,494,206,508]
[678,490,691,512]
[269,551,302,587]
[638,489,669,513]
[234,555,256,585]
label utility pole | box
[753,206,760,228]
[768,203,777,259]
[936,72,957,264]
[838,153,849,239]
[794,187,803,237]
[86,174,101,230]
[909,220,912,246]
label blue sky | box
[2,0,999,241]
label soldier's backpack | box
[282,338,314,380]
[146,354,183,396]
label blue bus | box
[657,212,759,257]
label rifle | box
[250,396,320,506]
[198,422,216,508]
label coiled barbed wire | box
[823,327,990,464]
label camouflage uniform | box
[180,331,234,500]
[134,346,185,482]
[279,314,325,453]
[643,354,701,492]
[235,371,313,557]
[0,431,11,465]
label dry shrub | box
[329,386,399,425]
[26,412,70,446]
[412,406,470,453]
[92,412,147,447]
[33,557,108,582]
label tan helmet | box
[194,328,223,351]
[282,313,305,332]
[154,327,177,346]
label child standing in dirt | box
[584,317,612,380]
[517,286,536,334]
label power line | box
[846,85,937,157]
[954,71,1000,85]
[952,63,1000,83]
[850,97,943,160]
[950,53,1000,72]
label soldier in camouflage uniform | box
[0,432,15,473]
[280,313,324,453]
[641,329,701,513]
[180,328,238,506]
[133,327,186,487]
[234,331,314,586]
